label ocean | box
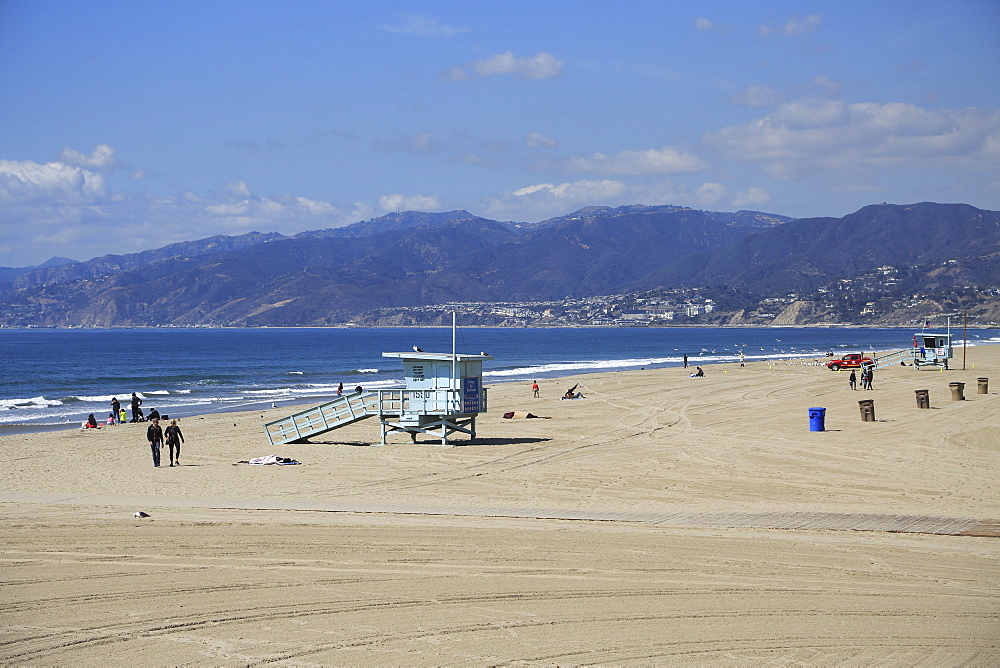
[2,326,997,433]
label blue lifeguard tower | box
[263,349,492,446]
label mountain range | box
[1,202,997,327]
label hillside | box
[0,202,996,327]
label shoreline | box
[4,338,998,437]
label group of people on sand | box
[528,381,586,400]
[848,367,874,390]
[146,416,184,467]
[84,391,186,468]
[97,393,162,426]
[336,383,364,398]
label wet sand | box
[2,349,998,664]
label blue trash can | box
[808,407,826,432]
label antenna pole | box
[452,311,458,407]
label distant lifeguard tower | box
[263,348,492,447]
[866,331,955,370]
[911,331,953,369]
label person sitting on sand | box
[561,384,585,399]
[690,366,705,377]
[84,413,100,429]
[147,407,160,421]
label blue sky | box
[1,1,998,267]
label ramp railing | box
[264,391,379,446]
[264,387,489,446]
[870,348,917,369]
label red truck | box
[826,353,873,371]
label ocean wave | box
[484,357,676,377]
[0,396,64,410]
[482,350,828,379]
[72,394,122,403]
[288,371,304,375]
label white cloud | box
[446,51,563,82]
[813,75,842,95]
[56,143,120,169]
[564,146,707,175]
[380,15,468,37]
[0,159,109,204]
[378,193,442,212]
[525,132,557,149]
[732,187,771,207]
[695,18,713,30]
[732,85,778,108]
[759,14,822,38]
[705,99,1000,177]
[480,178,772,221]
[693,182,727,205]
[481,179,626,219]
[0,156,379,266]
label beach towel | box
[246,455,301,465]
[502,411,548,419]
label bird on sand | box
[134,511,150,518]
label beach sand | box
[2,348,998,664]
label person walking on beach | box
[863,367,874,390]
[130,392,142,423]
[532,381,540,398]
[164,419,184,467]
[111,397,120,424]
[337,382,343,398]
[146,417,163,467]
[683,354,688,369]
[848,369,857,390]
[739,351,745,368]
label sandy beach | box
[2,348,998,665]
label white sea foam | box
[356,368,379,374]
[0,396,64,410]
[75,394,122,403]
[483,351,821,379]
[288,371,304,375]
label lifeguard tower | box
[869,331,955,369]
[911,331,953,369]
[263,349,492,446]
[377,350,491,445]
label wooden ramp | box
[264,392,380,446]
